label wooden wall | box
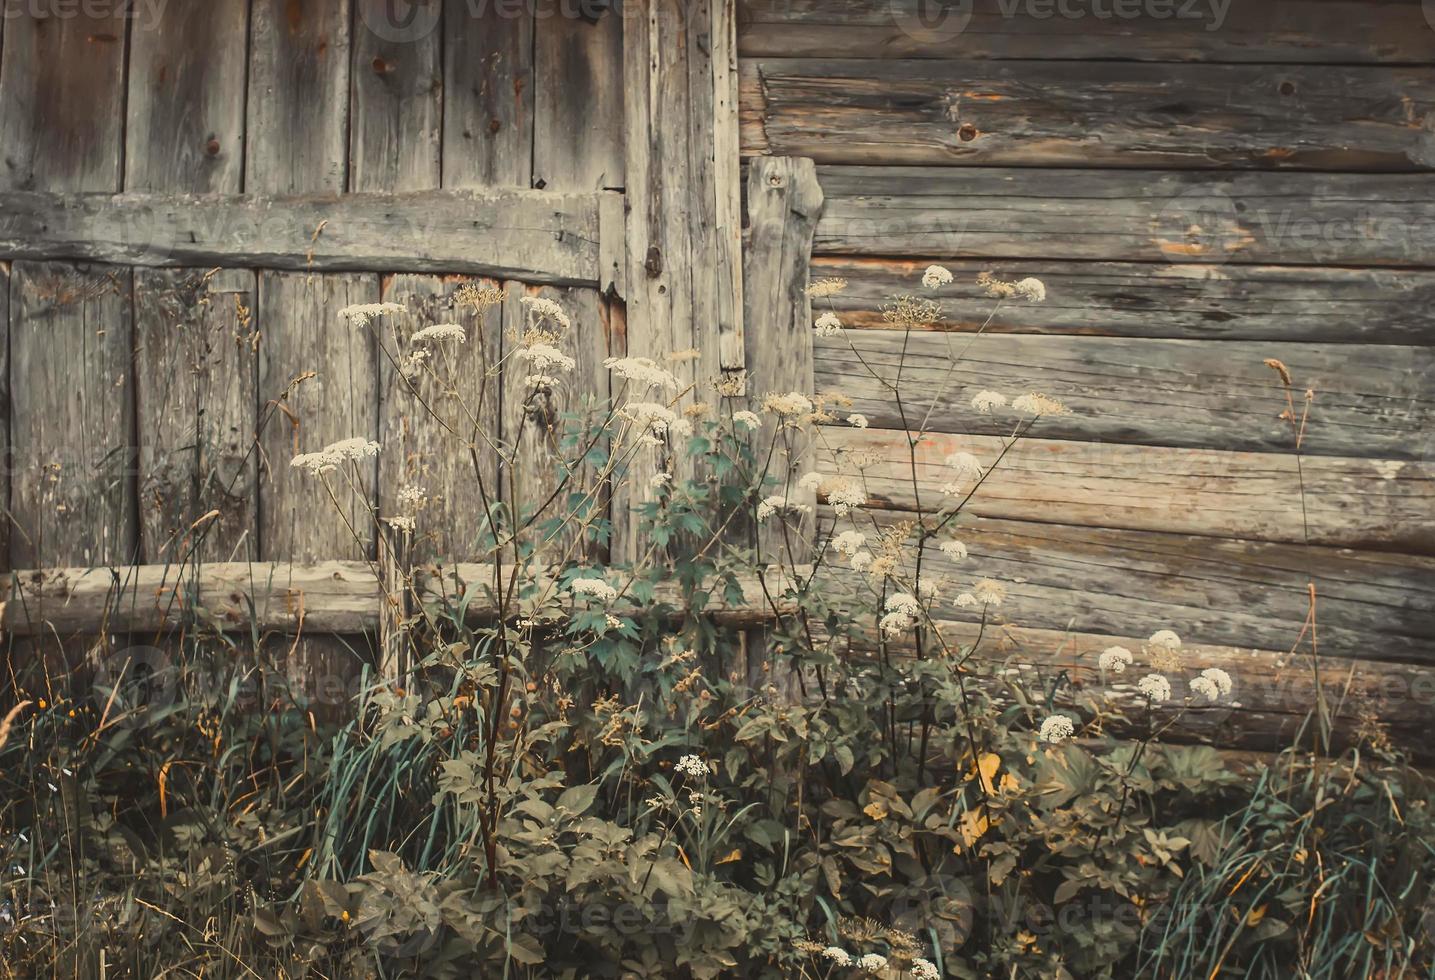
[737,0,1435,749]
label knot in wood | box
[644,245,663,277]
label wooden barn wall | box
[737,0,1435,747]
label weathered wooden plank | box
[532,6,624,191]
[817,331,1435,459]
[350,0,443,191]
[737,0,1435,63]
[0,1,127,191]
[742,59,1435,170]
[247,0,353,193]
[809,257,1435,344]
[0,190,603,285]
[8,262,135,567]
[257,271,380,562]
[813,166,1435,268]
[0,261,9,571]
[125,0,248,193]
[443,0,534,188]
[500,283,609,562]
[134,269,259,563]
[817,427,1435,552]
[833,506,1435,664]
[744,157,824,556]
[376,274,503,561]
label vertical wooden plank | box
[247,0,353,193]
[0,1,128,191]
[0,261,9,574]
[125,0,249,192]
[8,262,136,567]
[442,0,533,188]
[615,0,742,562]
[743,157,823,558]
[350,0,443,192]
[376,274,503,561]
[134,269,259,563]
[501,283,609,562]
[532,6,623,191]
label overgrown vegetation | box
[2,272,1431,978]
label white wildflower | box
[326,437,380,460]
[1192,667,1233,702]
[939,539,968,560]
[410,323,465,345]
[732,410,761,430]
[972,579,1006,606]
[605,356,680,391]
[622,401,679,437]
[525,374,561,389]
[911,959,940,980]
[675,754,707,779]
[384,515,415,533]
[857,953,888,974]
[1149,629,1182,651]
[290,451,339,475]
[337,302,405,326]
[814,311,843,337]
[650,471,672,489]
[886,592,921,617]
[823,477,868,517]
[847,413,869,428]
[831,530,867,557]
[757,495,810,522]
[807,277,848,298]
[821,947,852,966]
[849,550,874,572]
[761,391,813,418]
[797,472,824,492]
[879,611,912,637]
[1012,392,1068,416]
[569,577,619,604]
[945,451,983,480]
[1098,646,1134,674]
[516,342,576,374]
[921,264,954,289]
[397,484,427,510]
[520,295,571,329]
[1137,673,1172,703]
[1039,715,1075,744]
[1015,277,1047,303]
[971,390,1007,414]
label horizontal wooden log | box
[737,0,1435,63]
[812,166,1435,267]
[809,257,1435,344]
[742,59,1435,170]
[815,329,1435,459]
[0,190,601,285]
[821,506,1435,664]
[816,427,1435,552]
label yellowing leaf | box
[968,752,1002,795]
[863,800,889,821]
[1246,904,1267,927]
[954,810,989,852]
[716,848,743,865]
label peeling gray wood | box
[124,0,248,193]
[350,0,443,192]
[820,427,1435,553]
[8,262,135,567]
[443,0,534,188]
[376,274,503,561]
[0,3,127,191]
[742,59,1435,171]
[812,166,1435,268]
[811,257,1435,344]
[134,268,259,563]
[246,0,353,193]
[0,189,603,285]
[818,330,1435,460]
[533,7,624,192]
[737,0,1435,63]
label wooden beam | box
[0,189,604,286]
[742,59,1435,171]
[810,257,1435,345]
[737,0,1435,64]
[817,427,1435,552]
[811,166,1435,268]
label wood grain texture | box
[532,7,624,191]
[134,269,259,564]
[8,262,136,567]
[443,0,533,187]
[741,59,1435,171]
[737,0,1435,63]
[811,166,1435,268]
[0,189,603,285]
[376,274,503,561]
[0,261,8,571]
[0,1,127,191]
[817,427,1435,552]
[256,271,379,562]
[124,0,249,193]
[744,157,824,556]
[832,506,1435,664]
[350,0,443,191]
[809,257,1435,344]
[500,283,610,562]
[816,330,1435,459]
[247,0,353,193]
